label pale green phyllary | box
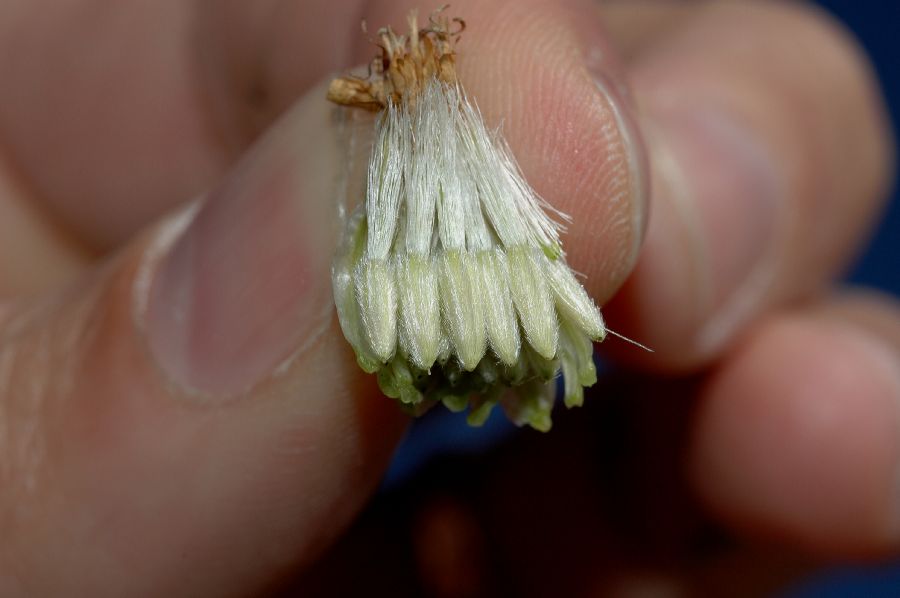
[326,10,606,431]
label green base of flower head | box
[333,208,604,431]
[368,337,596,432]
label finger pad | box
[691,315,900,555]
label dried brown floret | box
[327,7,464,109]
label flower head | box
[328,10,606,431]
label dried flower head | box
[328,9,606,431]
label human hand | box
[0,0,894,595]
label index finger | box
[0,0,368,257]
[603,1,894,369]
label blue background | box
[824,0,899,297]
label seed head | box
[328,9,606,431]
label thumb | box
[0,83,405,595]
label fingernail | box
[653,107,782,353]
[593,74,650,274]
[145,91,340,397]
